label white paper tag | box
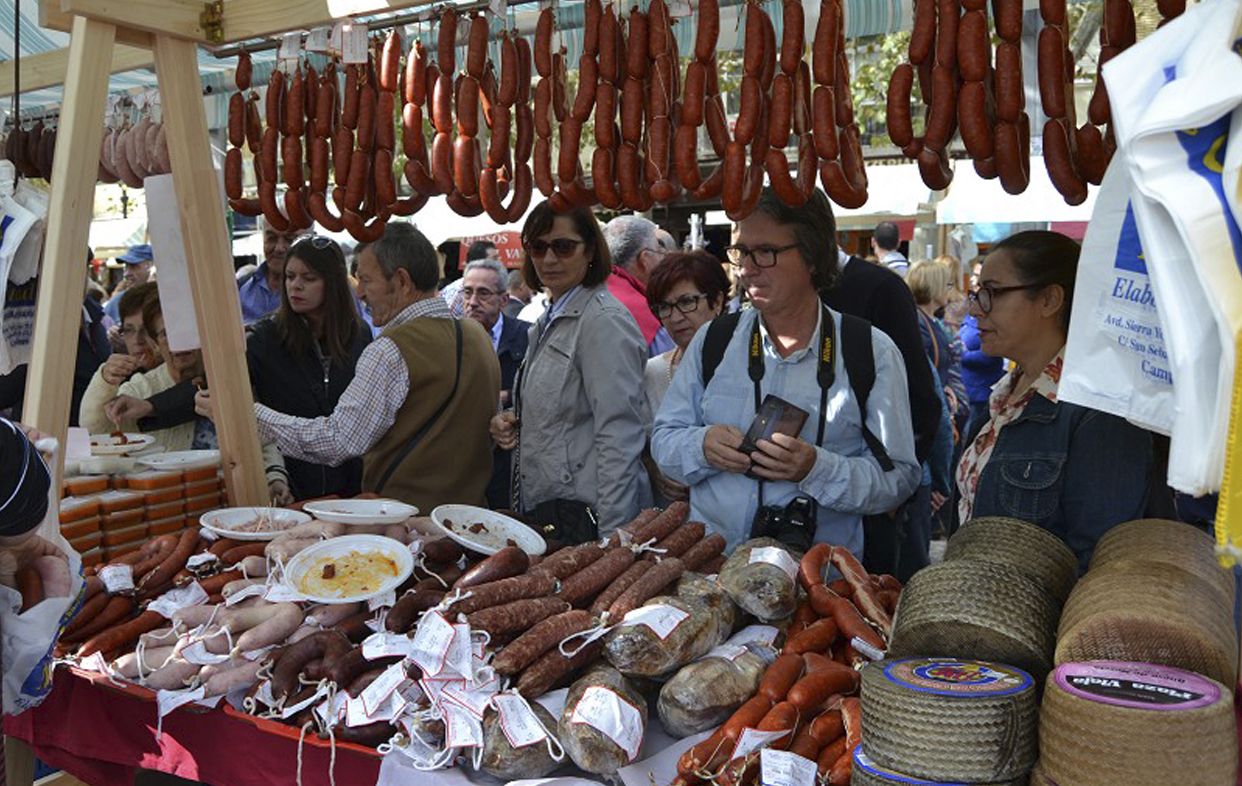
[493,693,548,749]
[182,640,232,666]
[361,662,410,716]
[535,687,569,719]
[731,625,781,647]
[225,583,266,606]
[242,645,274,662]
[420,677,457,707]
[342,24,370,64]
[148,582,209,619]
[850,636,885,662]
[620,604,689,640]
[369,589,397,611]
[264,584,304,603]
[748,547,799,582]
[444,702,484,749]
[329,22,346,54]
[195,694,223,709]
[315,691,349,728]
[760,748,818,786]
[278,32,302,60]
[157,685,206,720]
[281,682,331,719]
[569,686,644,762]
[363,631,414,660]
[705,643,749,662]
[305,27,331,53]
[253,680,277,708]
[187,553,217,571]
[441,678,498,720]
[99,564,134,594]
[80,652,110,674]
[346,693,403,727]
[444,624,474,680]
[732,727,792,760]
[409,611,455,678]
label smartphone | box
[738,394,809,455]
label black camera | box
[750,495,819,552]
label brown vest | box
[362,315,500,511]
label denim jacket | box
[970,394,1153,573]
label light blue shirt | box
[651,305,921,555]
[238,263,282,326]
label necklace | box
[666,347,684,383]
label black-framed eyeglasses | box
[652,293,710,319]
[724,243,799,268]
[968,282,1046,314]
[462,286,499,301]
[527,238,584,259]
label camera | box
[750,495,819,552]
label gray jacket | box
[514,285,651,534]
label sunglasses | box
[295,234,337,250]
[526,238,585,259]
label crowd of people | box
[3,186,1189,577]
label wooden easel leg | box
[20,16,117,478]
[151,34,267,506]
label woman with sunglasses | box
[956,230,1153,572]
[245,235,371,500]
[642,251,731,504]
[490,201,650,543]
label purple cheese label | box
[881,658,1033,698]
[853,748,968,785]
[1053,661,1221,711]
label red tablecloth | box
[3,667,382,786]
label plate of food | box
[429,505,547,556]
[89,432,156,456]
[137,450,221,471]
[302,499,418,525]
[283,534,413,604]
[199,507,312,541]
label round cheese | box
[1089,518,1235,610]
[852,748,1028,786]
[859,658,1038,783]
[944,516,1078,603]
[1039,661,1236,786]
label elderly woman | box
[957,231,1153,571]
[907,259,967,425]
[490,201,650,543]
[642,251,732,503]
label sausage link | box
[1041,0,1067,24]
[696,0,720,62]
[768,73,794,148]
[885,64,915,148]
[589,559,650,616]
[557,546,637,606]
[813,86,839,160]
[994,41,1024,123]
[785,617,840,654]
[466,597,571,638]
[454,546,529,590]
[627,8,651,79]
[909,0,936,64]
[595,83,619,148]
[245,95,262,154]
[457,75,481,138]
[285,67,305,137]
[759,653,806,702]
[236,51,252,91]
[433,73,454,135]
[535,8,554,77]
[583,0,603,56]
[228,93,245,148]
[786,663,861,712]
[447,572,557,616]
[674,124,703,191]
[533,542,605,580]
[935,0,961,68]
[957,80,995,159]
[572,54,599,122]
[535,78,554,139]
[600,5,622,85]
[534,136,555,196]
[376,90,395,152]
[679,533,726,571]
[993,118,1029,194]
[552,52,569,122]
[466,15,488,79]
[406,41,427,107]
[266,69,285,130]
[608,557,685,620]
[438,7,459,74]
[1074,121,1107,185]
[1037,25,1068,119]
[515,637,602,699]
[957,9,991,83]
[342,64,360,129]
[79,609,165,659]
[385,589,445,634]
[721,694,775,743]
[923,65,959,150]
[225,147,244,199]
[735,76,762,146]
[356,84,377,152]
[498,34,519,107]
[1042,117,1087,204]
[780,0,805,76]
[645,522,707,561]
[995,0,1023,41]
[594,146,624,210]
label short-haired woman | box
[490,201,650,543]
[957,231,1153,571]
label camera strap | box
[749,305,835,506]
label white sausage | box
[233,602,304,654]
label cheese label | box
[1054,662,1221,711]
[620,603,689,639]
[748,547,799,582]
[760,748,817,786]
[883,658,1033,698]
[569,685,644,762]
[852,749,966,785]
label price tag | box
[305,27,331,53]
[187,553,217,571]
[705,643,749,662]
[361,662,410,716]
[278,32,302,60]
[315,691,348,728]
[253,680,277,708]
[342,24,370,64]
[157,685,206,721]
[99,564,134,594]
[281,682,331,719]
[362,631,415,660]
[749,547,799,582]
[761,749,817,786]
[225,583,266,606]
[242,645,274,662]
[441,677,498,720]
[368,588,397,611]
[420,677,456,707]
[329,22,346,54]
[620,604,689,639]
[444,702,484,749]
[444,624,474,680]
[148,582,209,619]
[731,625,781,648]
[535,687,568,719]
[409,611,454,678]
[732,727,792,760]
[80,652,110,674]
[182,640,232,666]
[493,693,548,749]
[569,686,644,762]
[264,584,304,603]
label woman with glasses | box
[956,230,1153,572]
[489,201,650,543]
[642,251,731,504]
[243,235,371,500]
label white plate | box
[429,504,547,556]
[137,450,221,471]
[199,507,312,541]
[283,534,413,604]
[302,499,418,525]
[89,433,156,456]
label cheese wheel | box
[944,516,1078,603]
[1039,661,1236,786]
[1089,518,1234,607]
[851,747,1028,786]
[860,658,1038,782]
[889,561,1060,681]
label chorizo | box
[607,557,684,620]
[466,597,571,638]
[721,694,775,743]
[935,0,961,68]
[376,90,395,152]
[696,0,721,62]
[683,61,707,128]
[79,610,165,658]
[759,3,778,90]
[533,542,605,581]
[621,76,645,146]
[282,135,303,190]
[266,69,285,130]
[557,546,637,607]
[600,5,622,85]
[735,76,763,146]
[583,0,604,56]
[453,135,481,197]
[384,588,444,633]
[909,0,936,64]
[534,136,555,197]
[535,78,554,139]
[759,653,806,702]
[406,41,427,107]
[679,532,726,571]
[1043,118,1087,204]
[780,0,805,76]
[994,42,1024,123]
[552,52,569,122]
[341,64,360,129]
[768,73,794,148]
[535,8,554,77]
[572,54,599,122]
[228,92,245,148]
[514,637,603,699]
[995,0,1023,41]
[314,73,336,139]
[813,86,839,160]
[285,67,305,137]
[627,8,651,79]
[616,142,644,210]
[885,64,915,149]
[1075,122,1108,185]
[225,147,244,199]
[646,522,707,561]
[466,15,488,79]
[594,146,624,210]
[924,65,959,150]
[993,118,1029,194]
[433,73,454,135]
[457,75,481,138]
[704,92,730,158]
[785,617,840,654]
[438,7,459,74]
[957,9,991,83]
[589,558,649,616]
[595,83,619,148]
[333,126,354,185]
[515,102,535,162]
[283,188,313,231]
[1037,25,1068,119]
[786,663,861,712]
[1087,76,1111,126]
[455,546,529,590]
[957,80,995,159]
[498,34,519,107]
[402,103,429,167]
[375,148,397,208]
[235,51,252,91]
[356,83,377,152]
[447,572,557,616]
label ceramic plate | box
[199,507,312,541]
[137,450,221,471]
[302,499,419,525]
[89,433,156,456]
[283,534,413,604]
[429,504,547,556]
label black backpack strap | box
[375,319,464,494]
[700,311,743,387]
[840,314,895,471]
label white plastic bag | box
[0,192,39,375]
[1060,153,1174,434]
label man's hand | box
[194,389,214,421]
[655,471,690,502]
[750,432,818,483]
[100,354,141,386]
[703,425,751,474]
[931,490,948,513]
[269,479,294,507]
[490,411,519,450]
[104,395,154,426]
[0,535,66,589]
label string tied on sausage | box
[558,620,612,657]
[295,719,314,786]
[634,537,667,558]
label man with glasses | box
[461,257,530,507]
[603,215,677,356]
[239,217,300,325]
[652,188,920,554]
[76,282,159,432]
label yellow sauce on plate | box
[297,550,400,598]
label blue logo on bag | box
[1114,205,1148,275]
[1176,115,1242,275]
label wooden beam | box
[21,16,116,477]
[152,32,267,505]
[59,0,206,42]
[0,44,154,98]
[40,0,156,48]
